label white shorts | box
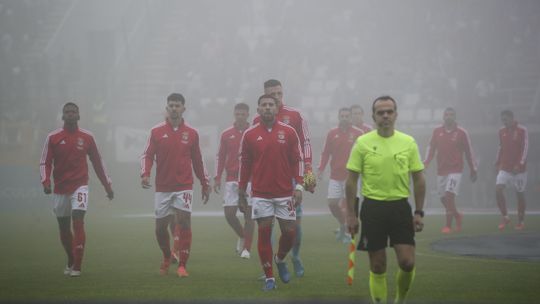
[437,173,462,197]
[251,196,296,220]
[496,170,527,193]
[53,185,89,217]
[327,179,346,199]
[154,190,193,219]
[223,181,252,207]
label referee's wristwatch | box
[414,210,425,218]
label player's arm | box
[317,131,332,178]
[290,130,304,206]
[213,133,227,193]
[88,135,114,200]
[298,114,313,171]
[423,129,437,168]
[141,131,156,189]
[411,170,426,232]
[238,134,252,213]
[516,128,528,173]
[494,131,503,173]
[462,131,478,182]
[345,169,359,235]
[191,132,210,204]
[39,134,53,194]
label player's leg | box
[252,196,277,289]
[69,185,89,276]
[223,182,245,254]
[448,174,463,232]
[496,171,511,230]
[154,192,174,275]
[224,206,244,252]
[438,176,452,233]
[514,173,527,230]
[156,216,173,275]
[70,210,86,276]
[241,205,255,258]
[173,190,194,277]
[393,244,416,304]
[389,198,417,304]
[274,197,297,283]
[368,250,388,304]
[291,206,304,277]
[443,191,457,232]
[53,193,73,274]
[168,218,180,263]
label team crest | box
[281,115,290,125]
[181,132,189,143]
[277,130,286,143]
[77,137,84,150]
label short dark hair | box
[167,93,185,105]
[339,107,352,114]
[264,79,282,89]
[444,107,456,113]
[350,104,364,113]
[234,103,249,112]
[372,95,397,113]
[63,102,79,111]
[257,94,278,105]
[501,109,513,117]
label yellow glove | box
[303,171,316,193]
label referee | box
[345,96,426,304]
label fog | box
[1,0,539,213]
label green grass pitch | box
[0,203,539,303]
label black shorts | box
[357,197,415,251]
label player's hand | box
[106,189,114,200]
[43,185,52,194]
[470,171,477,183]
[347,214,359,236]
[238,194,248,213]
[213,180,221,194]
[141,176,152,189]
[293,189,303,207]
[303,171,316,193]
[316,171,323,181]
[201,184,210,204]
[413,215,424,232]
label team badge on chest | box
[181,132,189,144]
[277,130,286,144]
[77,137,84,150]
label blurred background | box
[1,0,539,214]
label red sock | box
[277,227,296,261]
[179,227,192,267]
[173,224,181,256]
[258,225,273,278]
[72,219,86,271]
[59,226,73,266]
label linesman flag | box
[347,235,356,285]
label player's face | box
[234,109,249,125]
[372,99,397,130]
[62,105,80,124]
[501,113,513,128]
[258,98,277,122]
[443,110,456,125]
[338,110,352,127]
[166,100,185,120]
[351,108,363,125]
[264,85,283,107]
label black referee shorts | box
[357,197,415,251]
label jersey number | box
[77,192,87,203]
